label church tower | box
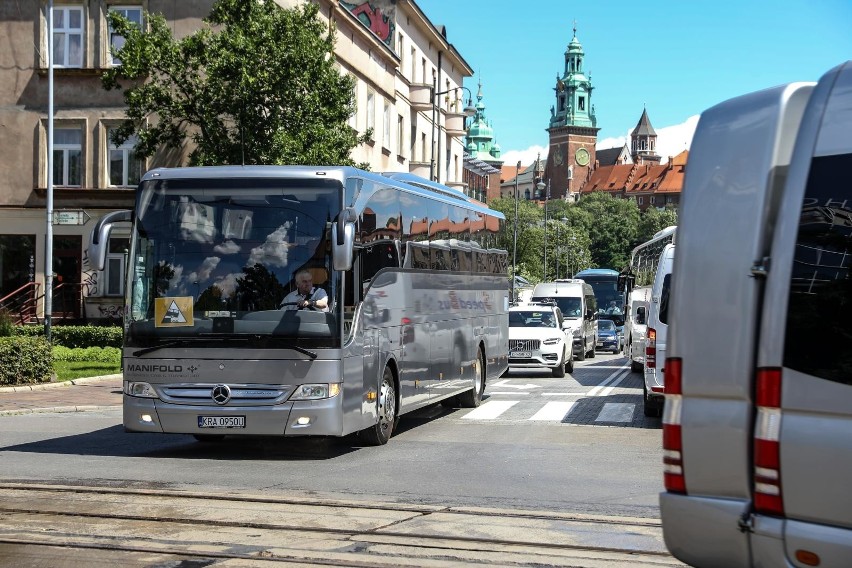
[630,107,661,164]
[465,80,503,166]
[546,25,599,200]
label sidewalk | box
[0,374,123,416]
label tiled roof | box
[582,150,688,196]
[595,146,624,166]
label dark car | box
[596,319,621,354]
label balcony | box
[409,83,432,112]
[445,111,467,137]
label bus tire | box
[459,348,484,408]
[360,365,398,446]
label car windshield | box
[510,310,558,328]
[598,320,616,331]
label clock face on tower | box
[575,147,590,167]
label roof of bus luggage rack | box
[381,172,471,203]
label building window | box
[108,128,142,187]
[578,96,585,111]
[410,47,416,82]
[108,6,143,65]
[383,100,391,149]
[52,6,84,68]
[397,114,404,156]
[105,237,129,296]
[410,114,417,157]
[53,128,82,187]
[397,33,404,68]
[366,89,375,138]
[638,196,644,205]
[421,132,427,163]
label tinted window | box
[658,273,671,325]
[784,153,852,385]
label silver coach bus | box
[89,166,509,445]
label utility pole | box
[511,160,520,301]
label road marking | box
[595,403,635,422]
[596,371,630,397]
[488,392,530,396]
[542,392,585,396]
[586,368,630,397]
[490,379,540,390]
[528,401,576,421]
[462,400,518,420]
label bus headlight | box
[289,383,341,401]
[124,381,158,398]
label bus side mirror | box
[88,210,132,271]
[332,208,356,271]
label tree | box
[574,192,640,270]
[637,206,678,245]
[103,0,370,167]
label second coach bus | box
[89,166,509,446]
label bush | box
[0,336,53,385]
[53,345,122,364]
[14,324,123,348]
[0,309,13,337]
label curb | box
[0,373,123,394]
[0,404,119,417]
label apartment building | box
[0,0,472,323]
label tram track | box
[0,482,684,567]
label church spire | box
[630,106,661,164]
[465,78,502,161]
[549,24,596,129]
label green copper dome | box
[465,79,502,162]
[548,24,597,130]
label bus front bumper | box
[123,395,344,437]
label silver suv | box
[508,303,573,377]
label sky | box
[416,0,852,167]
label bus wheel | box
[360,366,397,446]
[459,349,484,408]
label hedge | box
[52,345,122,364]
[0,336,53,385]
[14,325,123,348]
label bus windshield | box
[127,177,342,349]
[574,269,625,327]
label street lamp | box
[430,84,476,183]
[511,160,521,301]
[537,178,547,280]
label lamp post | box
[511,160,521,301]
[537,178,548,280]
[560,218,570,278]
[430,85,476,183]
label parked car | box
[508,303,573,377]
[595,319,621,354]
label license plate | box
[198,416,245,428]
[510,351,531,358]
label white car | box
[508,304,573,377]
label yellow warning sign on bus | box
[154,297,194,327]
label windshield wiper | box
[133,340,194,357]
[286,344,317,360]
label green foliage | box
[52,346,122,364]
[0,309,13,337]
[0,336,53,385]
[637,206,678,244]
[574,192,641,270]
[14,325,123,348]
[103,0,369,168]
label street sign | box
[53,210,91,226]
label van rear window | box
[658,274,671,325]
[783,153,852,385]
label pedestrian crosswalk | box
[450,360,659,427]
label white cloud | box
[501,115,700,167]
[595,115,700,160]
[499,145,548,168]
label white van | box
[642,244,673,417]
[530,280,596,360]
[660,61,852,567]
[625,286,651,373]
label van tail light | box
[646,328,657,368]
[662,357,685,493]
[754,367,784,516]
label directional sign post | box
[53,210,91,226]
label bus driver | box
[280,269,329,312]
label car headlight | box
[542,337,562,345]
[289,383,342,401]
[124,381,158,398]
